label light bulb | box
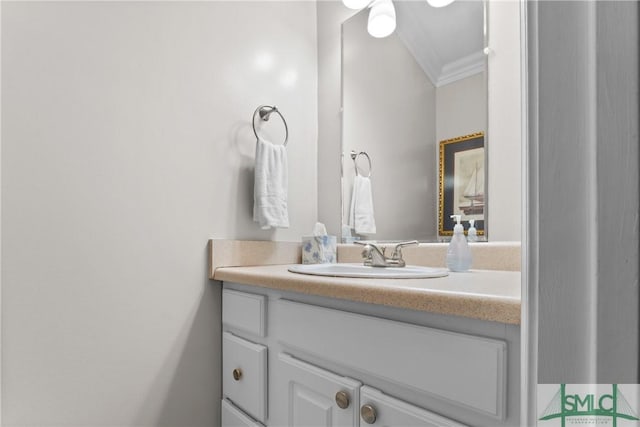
[426,0,455,8]
[342,0,370,10]
[367,0,396,38]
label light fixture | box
[342,0,370,10]
[367,0,396,38]
[426,0,455,8]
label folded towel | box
[349,175,376,235]
[253,138,289,229]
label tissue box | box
[302,235,337,264]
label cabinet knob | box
[361,404,377,424]
[232,368,242,381]
[335,390,350,409]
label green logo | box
[539,384,639,426]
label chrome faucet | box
[355,240,419,267]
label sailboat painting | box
[438,132,485,236]
[453,147,484,220]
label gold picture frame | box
[438,132,486,236]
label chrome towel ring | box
[351,150,372,178]
[252,105,289,146]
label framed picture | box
[438,132,485,236]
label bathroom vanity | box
[214,262,520,427]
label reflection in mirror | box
[341,0,486,242]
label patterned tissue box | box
[302,235,337,264]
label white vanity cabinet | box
[220,284,520,427]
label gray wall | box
[317,1,355,237]
[1,2,317,425]
[342,9,437,241]
[527,0,638,404]
[436,73,487,144]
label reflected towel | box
[253,138,289,229]
[349,175,376,235]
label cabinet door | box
[359,386,467,427]
[221,399,264,427]
[277,353,361,427]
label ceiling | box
[394,0,485,87]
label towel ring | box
[252,105,289,146]
[350,150,372,178]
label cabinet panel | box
[275,299,506,419]
[223,289,266,337]
[360,386,466,427]
[222,332,268,422]
[277,353,361,427]
[221,399,264,427]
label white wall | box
[487,1,522,241]
[1,2,317,425]
[342,9,437,241]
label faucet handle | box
[390,240,419,260]
[354,241,387,266]
[353,240,372,260]
[354,241,385,255]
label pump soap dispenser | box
[467,219,478,242]
[446,215,472,272]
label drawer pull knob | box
[335,391,350,409]
[361,404,377,424]
[232,368,242,381]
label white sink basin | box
[288,263,449,279]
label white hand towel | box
[349,175,376,235]
[253,138,289,229]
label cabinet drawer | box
[360,386,466,426]
[223,289,266,337]
[221,399,264,427]
[275,299,506,419]
[222,332,267,422]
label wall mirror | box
[340,0,487,242]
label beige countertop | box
[214,264,521,325]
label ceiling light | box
[367,0,396,38]
[342,0,370,10]
[426,0,455,8]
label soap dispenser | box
[446,215,472,272]
[467,219,478,242]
